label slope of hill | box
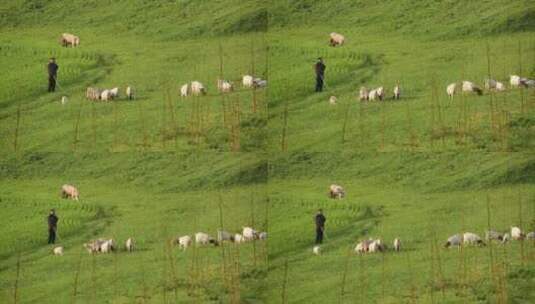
[0,0,534,303]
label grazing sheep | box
[190,81,207,96]
[60,184,79,200]
[242,227,258,241]
[180,83,189,97]
[484,79,506,92]
[354,239,373,254]
[101,89,111,101]
[83,240,103,253]
[463,232,485,246]
[446,83,457,98]
[393,85,400,100]
[485,230,504,242]
[329,96,337,105]
[177,235,192,250]
[258,232,268,240]
[359,87,368,101]
[217,230,234,243]
[526,232,535,240]
[234,233,245,244]
[462,81,483,95]
[60,33,80,47]
[86,87,101,101]
[61,96,68,105]
[376,87,385,100]
[521,78,535,88]
[393,238,401,252]
[368,89,378,101]
[329,184,345,199]
[444,234,462,248]
[510,75,521,88]
[253,78,267,88]
[313,245,321,255]
[217,79,233,93]
[242,75,254,88]
[126,86,134,100]
[109,87,119,99]
[511,226,525,240]
[329,32,345,47]
[369,239,386,253]
[502,233,510,244]
[125,238,134,252]
[195,232,218,246]
[53,246,64,256]
[100,240,113,253]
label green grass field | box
[1,1,534,303]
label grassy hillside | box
[0,0,534,303]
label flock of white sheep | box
[446,75,534,99]
[53,184,267,256]
[315,184,535,256]
[180,75,267,97]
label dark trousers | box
[48,228,56,244]
[315,227,324,244]
[48,76,56,92]
[315,75,324,92]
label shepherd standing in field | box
[47,209,59,244]
[314,57,326,92]
[314,209,326,244]
[47,57,59,92]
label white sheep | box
[61,96,68,105]
[195,232,217,246]
[511,227,524,240]
[190,81,207,96]
[376,87,385,100]
[393,85,400,100]
[60,184,79,201]
[234,234,245,244]
[485,79,506,92]
[526,232,535,240]
[510,75,521,88]
[258,232,268,240]
[329,184,345,199]
[242,75,254,88]
[369,239,386,253]
[462,81,483,95]
[126,86,134,100]
[109,87,119,99]
[329,32,345,47]
[502,233,510,244]
[444,234,462,248]
[217,79,233,93]
[446,83,457,98]
[393,238,401,252]
[242,227,258,241]
[359,87,368,101]
[53,246,64,256]
[329,96,337,105]
[368,89,378,101]
[180,84,189,97]
[354,239,372,254]
[463,232,485,246]
[313,245,321,255]
[101,89,111,101]
[125,238,134,252]
[177,235,192,250]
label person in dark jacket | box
[314,57,326,92]
[314,209,326,244]
[47,58,59,92]
[47,209,59,244]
